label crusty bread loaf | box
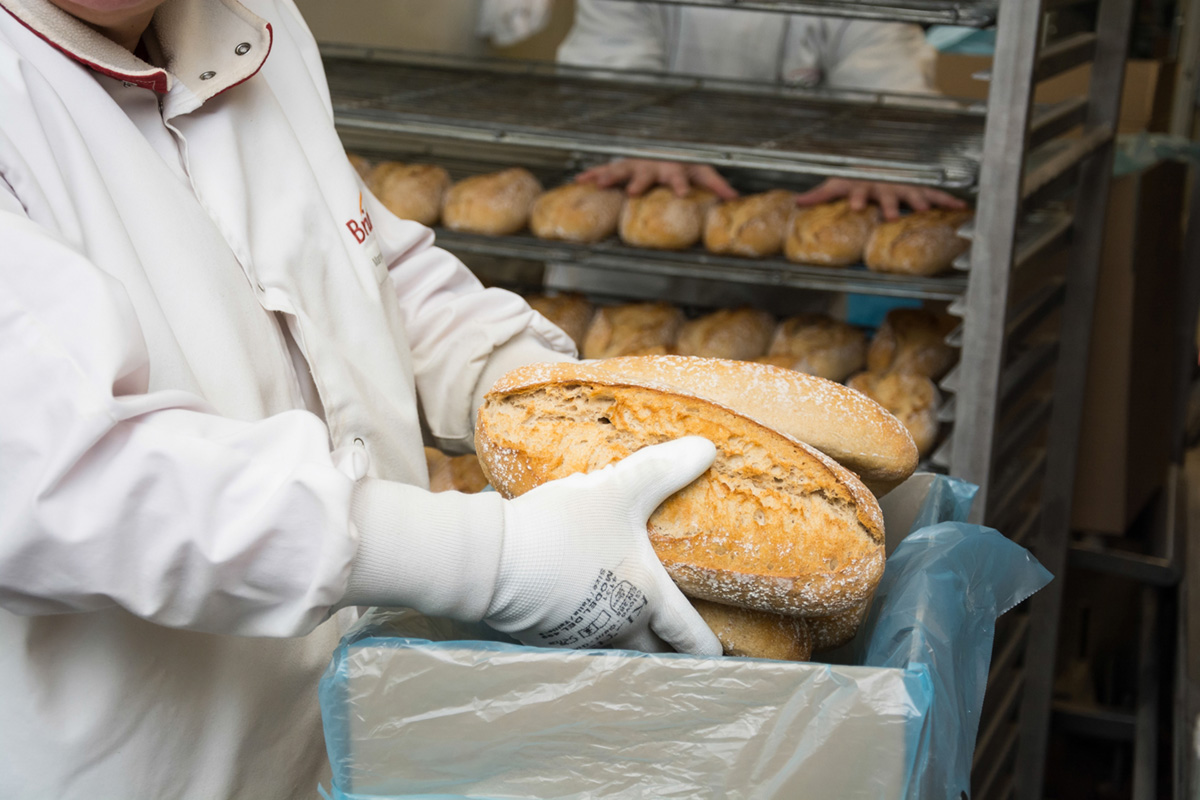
[347,152,372,181]
[525,293,595,351]
[619,187,720,250]
[805,601,869,652]
[476,360,886,618]
[846,371,941,458]
[581,302,684,360]
[367,162,452,227]
[441,168,544,236]
[427,449,490,494]
[529,183,625,243]
[867,307,958,380]
[583,355,918,496]
[762,313,867,383]
[784,200,881,267]
[702,189,795,258]
[864,208,974,276]
[691,599,813,662]
[674,307,776,361]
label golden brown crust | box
[476,360,887,617]
[805,601,869,652]
[674,307,776,361]
[427,450,490,494]
[618,187,720,250]
[691,599,813,661]
[581,302,684,360]
[524,293,595,351]
[846,371,941,458]
[784,200,881,267]
[441,168,544,235]
[702,190,795,258]
[864,208,974,276]
[367,162,452,227]
[763,313,867,383]
[866,308,959,380]
[587,354,918,496]
[347,152,372,181]
[529,183,625,243]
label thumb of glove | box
[605,436,718,521]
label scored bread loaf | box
[441,168,544,236]
[619,187,720,250]
[867,307,958,380]
[674,307,776,361]
[367,161,452,227]
[846,371,941,458]
[475,359,887,618]
[702,189,795,258]
[525,293,595,351]
[529,183,625,243]
[582,355,917,496]
[690,599,813,662]
[864,208,974,276]
[761,313,867,383]
[581,302,684,360]
[784,200,881,267]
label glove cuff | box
[341,478,506,621]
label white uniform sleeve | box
[556,0,669,71]
[808,20,936,93]
[0,193,361,637]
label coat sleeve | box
[0,188,363,637]
[811,20,936,93]
[556,0,669,71]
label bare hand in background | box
[794,178,966,221]
[576,158,739,200]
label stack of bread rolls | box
[475,355,920,663]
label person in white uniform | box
[557,0,965,217]
[0,0,724,797]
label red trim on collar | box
[213,22,272,98]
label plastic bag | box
[319,474,1051,799]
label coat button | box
[199,71,216,80]
[235,42,252,55]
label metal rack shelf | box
[609,0,997,25]
[324,47,985,189]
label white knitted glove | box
[484,436,722,656]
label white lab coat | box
[0,0,573,797]
[559,0,936,93]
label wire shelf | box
[323,48,986,189]
[606,0,997,26]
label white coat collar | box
[0,0,271,97]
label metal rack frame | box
[323,2,1138,795]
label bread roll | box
[441,168,544,235]
[582,355,918,496]
[784,200,881,267]
[674,307,775,361]
[525,293,595,351]
[347,152,372,181]
[846,371,941,458]
[867,307,958,380]
[691,599,813,662]
[702,189,795,258]
[529,183,624,243]
[762,313,867,383]
[864,208,974,276]
[367,162,452,227]
[476,360,886,617]
[618,187,720,250]
[581,302,684,360]
[427,450,490,494]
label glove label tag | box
[536,569,646,649]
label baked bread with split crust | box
[475,359,887,618]
[674,307,776,361]
[582,355,917,496]
[581,302,684,360]
[530,183,625,243]
[441,168,544,235]
[525,293,595,351]
[367,162,452,227]
[702,190,795,258]
[846,371,941,458]
[867,307,959,380]
[761,313,867,383]
[784,200,881,267]
[864,208,974,276]
[691,599,813,662]
[619,187,720,250]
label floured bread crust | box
[530,183,625,243]
[442,168,544,235]
[691,598,813,662]
[702,190,795,258]
[784,200,881,267]
[864,208,974,276]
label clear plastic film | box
[319,474,1052,800]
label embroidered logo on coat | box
[345,193,374,243]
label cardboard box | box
[934,54,1173,134]
[1070,160,1185,533]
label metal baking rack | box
[607,0,998,26]
[322,0,1136,794]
